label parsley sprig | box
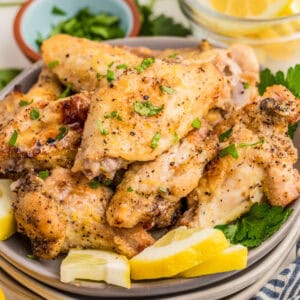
[134,100,163,116]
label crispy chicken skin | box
[12,168,154,259]
[106,125,218,229]
[0,91,91,175]
[42,34,142,92]
[179,85,300,228]
[73,60,226,179]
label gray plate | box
[0,37,299,298]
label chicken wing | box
[12,168,154,259]
[73,60,225,179]
[179,85,300,229]
[106,124,218,229]
[42,34,141,92]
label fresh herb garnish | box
[38,170,49,180]
[102,179,112,186]
[30,108,40,120]
[56,127,69,141]
[219,144,238,159]
[191,118,201,129]
[35,8,125,47]
[116,64,128,70]
[8,130,18,146]
[135,57,155,73]
[0,68,22,91]
[134,101,163,116]
[106,69,115,82]
[288,121,300,139]
[96,120,109,136]
[135,0,191,37]
[108,61,114,68]
[219,128,233,142]
[19,99,33,107]
[159,187,168,193]
[215,202,293,248]
[242,82,249,89]
[168,53,178,58]
[127,187,134,192]
[238,138,265,148]
[151,132,161,149]
[258,65,300,97]
[160,85,174,95]
[27,254,37,260]
[48,60,59,69]
[96,72,101,80]
[52,6,66,16]
[58,84,72,99]
[173,132,179,143]
[104,111,122,121]
[88,180,100,189]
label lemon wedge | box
[0,288,5,300]
[209,0,293,18]
[0,180,16,241]
[60,249,131,288]
[130,227,229,280]
[180,244,248,278]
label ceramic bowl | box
[13,0,141,61]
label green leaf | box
[288,121,300,139]
[215,224,238,242]
[159,187,169,193]
[0,68,22,90]
[160,85,175,95]
[116,64,128,70]
[56,127,69,141]
[8,130,18,146]
[127,187,134,192]
[219,144,239,159]
[135,57,155,73]
[88,181,100,189]
[48,60,59,69]
[38,170,49,180]
[238,138,265,148]
[30,108,40,120]
[134,101,163,116]
[151,132,161,149]
[96,120,109,136]
[219,128,233,142]
[27,254,37,260]
[173,132,179,144]
[58,84,72,99]
[192,118,201,129]
[102,179,112,186]
[106,69,115,82]
[242,82,249,89]
[19,99,33,107]
[168,53,178,58]
[52,6,66,16]
[104,111,122,121]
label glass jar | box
[179,0,300,71]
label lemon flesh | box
[0,180,16,241]
[130,227,229,280]
[209,0,293,18]
[180,244,248,278]
[60,249,131,288]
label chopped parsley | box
[27,254,37,260]
[135,57,155,73]
[151,132,161,149]
[96,120,109,136]
[58,84,72,99]
[116,64,128,70]
[30,108,40,120]
[238,138,265,148]
[48,60,59,69]
[88,181,100,189]
[219,144,238,159]
[19,99,33,107]
[191,118,201,129]
[104,111,122,121]
[102,179,112,186]
[38,170,49,180]
[159,187,168,193]
[108,61,114,68]
[134,101,164,116]
[56,127,69,141]
[8,130,18,146]
[106,69,115,82]
[215,202,293,248]
[173,132,179,143]
[242,82,249,89]
[168,52,178,58]
[160,85,175,95]
[96,72,101,80]
[51,6,66,16]
[219,128,233,142]
[127,187,134,192]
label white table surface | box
[0,1,299,299]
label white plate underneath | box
[0,37,300,298]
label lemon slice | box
[60,249,131,288]
[0,288,5,300]
[0,180,16,241]
[209,0,293,18]
[180,244,248,278]
[130,227,229,280]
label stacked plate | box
[0,37,300,299]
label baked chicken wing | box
[179,85,300,229]
[12,168,154,259]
